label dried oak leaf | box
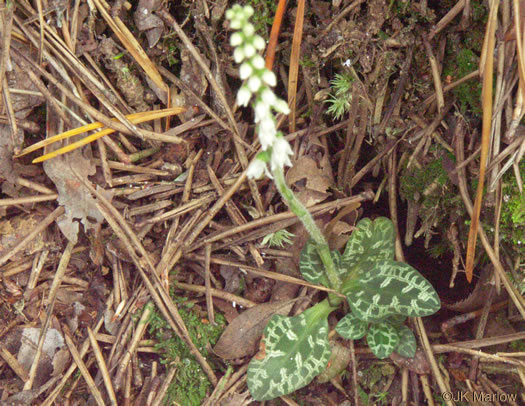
[213,300,296,360]
[286,155,332,206]
[43,149,112,244]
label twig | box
[87,327,118,406]
[0,194,58,207]
[64,333,106,406]
[415,317,453,406]
[175,281,256,308]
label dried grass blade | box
[465,0,499,282]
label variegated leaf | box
[384,314,407,327]
[340,217,395,279]
[247,301,333,401]
[335,312,368,340]
[299,238,329,286]
[344,259,441,322]
[394,325,417,358]
[367,322,399,359]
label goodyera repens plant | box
[227,5,441,402]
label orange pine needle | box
[15,107,185,163]
[265,0,287,70]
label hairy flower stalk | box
[226,5,340,291]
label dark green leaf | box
[335,312,368,340]
[345,260,441,321]
[394,325,417,358]
[299,238,329,286]
[247,300,333,401]
[367,322,399,359]
[340,217,395,279]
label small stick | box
[423,36,445,112]
[0,344,29,382]
[175,282,256,308]
[204,243,215,324]
[113,301,155,391]
[428,0,466,40]
[0,194,58,207]
[64,333,106,406]
[87,327,118,406]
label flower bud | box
[230,32,243,47]
[271,136,293,170]
[262,70,277,87]
[236,86,252,106]
[247,158,268,179]
[239,62,253,80]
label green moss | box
[399,154,450,202]
[148,295,226,405]
[500,159,525,293]
[444,48,482,114]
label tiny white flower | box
[225,8,235,19]
[251,54,265,70]
[262,70,277,87]
[271,136,293,170]
[230,32,243,47]
[233,47,245,63]
[247,158,269,179]
[243,5,254,17]
[230,19,242,30]
[273,99,290,114]
[259,117,277,149]
[243,43,256,58]
[239,62,253,80]
[261,88,276,106]
[253,36,265,50]
[247,76,262,93]
[236,86,252,106]
[243,23,255,37]
[254,100,270,122]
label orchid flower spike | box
[226,5,293,179]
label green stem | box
[272,166,341,291]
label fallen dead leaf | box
[213,299,297,360]
[134,0,164,48]
[43,149,113,244]
[286,155,333,206]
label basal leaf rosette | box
[343,260,441,322]
[247,300,334,401]
[340,217,395,280]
